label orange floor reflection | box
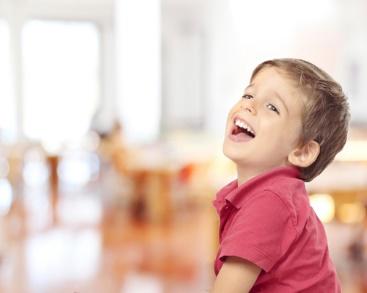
[0,174,366,292]
[0,183,216,293]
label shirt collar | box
[214,165,300,211]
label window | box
[22,20,100,151]
[0,19,16,142]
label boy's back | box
[214,165,340,292]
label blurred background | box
[0,0,367,292]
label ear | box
[288,140,320,168]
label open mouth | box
[230,118,256,140]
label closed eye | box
[266,103,280,114]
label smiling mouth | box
[231,118,256,139]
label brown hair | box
[251,58,350,181]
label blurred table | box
[126,147,183,223]
[113,144,207,223]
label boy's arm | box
[211,256,261,293]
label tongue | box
[231,131,253,142]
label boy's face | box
[223,66,305,174]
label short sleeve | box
[219,191,297,272]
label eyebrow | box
[245,84,289,114]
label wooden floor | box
[0,176,366,293]
[0,179,218,293]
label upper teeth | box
[235,119,255,135]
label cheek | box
[282,121,303,148]
[262,118,301,147]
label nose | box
[240,100,257,115]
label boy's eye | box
[242,94,254,99]
[266,103,280,114]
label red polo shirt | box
[213,166,341,292]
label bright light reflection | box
[23,188,52,232]
[58,151,99,186]
[0,178,13,215]
[121,272,164,293]
[310,193,335,223]
[23,148,49,186]
[57,196,102,225]
[23,162,49,187]
[26,229,101,287]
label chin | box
[223,141,246,162]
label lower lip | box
[228,133,254,143]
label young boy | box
[212,58,350,292]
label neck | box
[236,166,267,186]
[236,163,292,186]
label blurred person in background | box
[212,58,349,292]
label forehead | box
[251,66,295,91]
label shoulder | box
[239,189,296,223]
[232,189,297,234]
[261,176,311,235]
